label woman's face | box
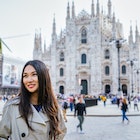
[23,65,39,93]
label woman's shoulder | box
[4,96,20,108]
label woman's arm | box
[56,108,67,140]
[0,103,11,139]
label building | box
[0,39,26,95]
[33,0,140,97]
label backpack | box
[63,101,68,109]
[121,103,128,112]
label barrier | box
[84,98,98,107]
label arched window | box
[105,66,110,75]
[81,29,87,44]
[60,68,64,76]
[81,53,86,64]
[105,49,110,59]
[122,65,126,74]
[60,52,64,61]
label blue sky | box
[0,0,139,60]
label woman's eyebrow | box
[23,70,36,73]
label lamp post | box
[136,69,140,94]
[130,60,134,96]
[110,38,126,95]
[116,40,121,94]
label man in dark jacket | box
[74,96,86,134]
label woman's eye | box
[23,75,27,78]
[33,73,37,76]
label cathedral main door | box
[105,85,110,94]
[81,80,88,95]
[122,84,127,96]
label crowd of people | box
[59,94,87,134]
[99,93,140,124]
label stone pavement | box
[0,99,140,140]
[64,100,140,140]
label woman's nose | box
[26,76,34,82]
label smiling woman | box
[0,60,67,140]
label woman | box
[121,98,130,124]
[61,99,68,122]
[0,60,66,140]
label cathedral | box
[33,0,140,97]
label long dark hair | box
[19,60,61,139]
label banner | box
[2,63,21,86]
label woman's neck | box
[30,92,38,105]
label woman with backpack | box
[62,99,68,122]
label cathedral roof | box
[76,9,90,21]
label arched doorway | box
[105,85,110,94]
[81,80,88,95]
[122,84,127,96]
[59,86,64,94]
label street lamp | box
[116,40,121,94]
[110,38,126,95]
[130,60,134,95]
[136,69,140,94]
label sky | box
[0,0,139,60]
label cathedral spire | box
[51,14,57,43]
[129,21,133,44]
[66,1,70,20]
[34,29,42,50]
[101,6,103,14]
[91,0,95,17]
[52,14,56,35]
[72,1,75,19]
[96,0,100,16]
[33,28,42,60]
[135,21,139,44]
[112,12,116,38]
[108,0,112,18]
[44,39,46,53]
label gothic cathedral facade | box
[33,0,140,97]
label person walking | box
[116,96,120,108]
[120,98,130,124]
[69,95,74,111]
[74,96,86,134]
[62,99,68,122]
[0,60,66,140]
[133,96,139,111]
[102,95,107,107]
